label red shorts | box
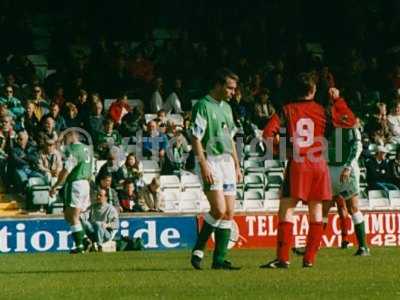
[282,158,332,202]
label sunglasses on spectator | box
[34,90,41,93]
[6,90,13,93]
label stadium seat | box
[168,114,184,126]
[236,189,244,200]
[160,175,181,190]
[386,143,398,159]
[95,160,107,175]
[266,172,283,189]
[142,160,161,173]
[368,190,389,209]
[388,190,400,208]
[243,190,264,211]
[28,177,51,206]
[243,144,264,158]
[244,173,265,190]
[244,160,264,173]
[142,173,158,185]
[264,190,280,211]
[180,190,202,212]
[181,173,202,190]
[163,200,180,212]
[265,160,284,173]
[358,190,370,209]
[145,114,157,124]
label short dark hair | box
[211,68,239,88]
[124,179,135,187]
[293,72,316,98]
[99,172,112,181]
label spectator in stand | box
[96,146,121,187]
[31,86,49,121]
[150,77,164,113]
[82,188,119,252]
[37,116,58,147]
[92,172,121,211]
[64,102,82,128]
[389,148,400,188]
[0,85,25,119]
[128,51,155,84]
[44,102,66,133]
[230,86,250,126]
[269,72,286,110]
[164,78,184,114]
[52,86,66,108]
[119,106,143,138]
[95,118,122,159]
[108,92,131,125]
[163,132,190,175]
[254,88,275,129]
[116,153,144,189]
[75,89,91,122]
[387,101,400,144]
[1,74,21,98]
[118,179,141,212]
[9,130,41,191]
[138,177,164,212]
[0,115,16,150]
[37,138,63,184]
[366,145,398,192]
[85,99,105,137]
[142,120,168,160]
[21,101,40,138]
[365,102,391,145]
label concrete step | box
[0,201,19,211]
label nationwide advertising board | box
[199,211,400,249]
[0,215,197,253]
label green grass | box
[0,248,399,299]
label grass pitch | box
[0,247,399,299]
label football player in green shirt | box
[50,129,93,253]
[190,68,243,270]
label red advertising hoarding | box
[198,211,400,249]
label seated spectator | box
[0,85,25,119]
[37,116,59,147]
[1,74,21,98]
[118,180,142,212]
[142,120,168,160]
[366,145,398,192]
[43,102,66,133]
[138,177,164,212]
[52,86,66,108]
[95,118,122,159]
[0,116,16,180]
[64,102,82,128]
[163,132,190,175]
[75,89,91,122]
[119,106,143,138]
[365,102,391,144]
[157,109,168,125]
[150,77,164,113]
[389,148,400,188]
[96,147,121,187]
[254,88,275,129]
[90,173,121,211]
[9,130,41,191]
[84,100,105,137]
[388,101,400,144]
[230,86,250,126]
[31,86,49,120]
[108,92,131,125]
[21,101,40,138]
[82,188,119,252]
[116,153,144,189]
[164,78,184,114]
[37,138,63,184]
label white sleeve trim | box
[192,114,207,140]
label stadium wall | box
[0,211,400,254]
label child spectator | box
[118,180,141,212]
[95,118,122,159]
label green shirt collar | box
[206,95,224,107]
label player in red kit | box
[260,73,332,268]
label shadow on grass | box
[0,267,195,275]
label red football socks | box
[277,222,293,263]
[340,216,351,242]
[304,222,323,264]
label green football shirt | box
[328,127,362,168]
[191,95,237,156]
[64,143,93,183]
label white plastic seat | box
[244,173,265,189]
[168,114,184,126]
[388,190,400,208]
[265,160,284,173]
[244,189,264,200]
[142,160,160,173]
[163,200,180,212]
[244,160,264,173]
[181,173,202,190]
[180,190,203,212]
[160,175,181,190]
[266,172,283,189]
[368,190,390,209]
[145,114,157,124]
[264,190,280,211]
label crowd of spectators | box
[1,1,400,212]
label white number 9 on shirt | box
[295,118,314,148]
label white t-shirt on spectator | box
[164,92,183,114]
[150,91,163,113]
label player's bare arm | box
[192,136,214,185]
[49,168,69,197]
